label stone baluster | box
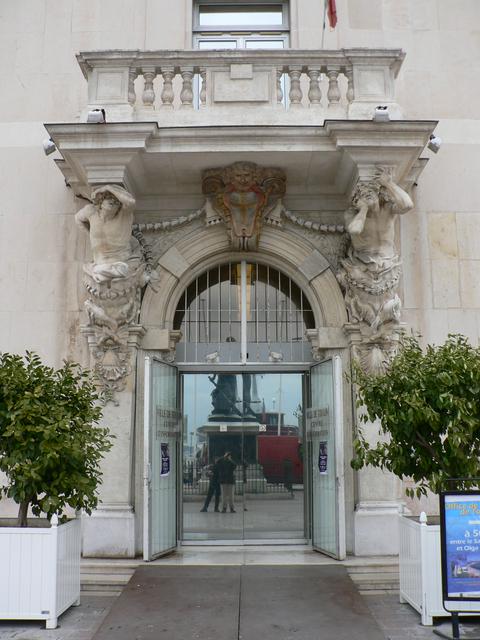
[160,67,175,109]
[346,68,354,105]
[288,66,303,108]
[141,66,156,109]
[128,68,137,106]
[200,69,207,107]
[326,68,341,110]
[276,68,284,105]
[180,67,194,109]
[307,68,322,107]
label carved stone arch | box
[140,225,348,350]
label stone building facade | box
[0,0,479,559]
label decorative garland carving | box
[283,210,344,234]
[132,208,204,233]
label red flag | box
[327,0,338,29]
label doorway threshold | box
[181,539,309,546]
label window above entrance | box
[193,0,289,49]
[174,261,314,364]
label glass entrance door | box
[181,372,304,541]
[307,357,346,559]
[143,357,180,560]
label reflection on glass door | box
[143,357,180,560]
[182,372,304,541]
[308,357,345,559]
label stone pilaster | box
[81,325,145,557]
[345,323,405,555]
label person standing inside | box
[200,458,221,513]
[218,452,237,513]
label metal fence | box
[182,461,300,495]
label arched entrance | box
[175,259,313,542]
[138,225,352,559]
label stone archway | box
[140,224,348,358]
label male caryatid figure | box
[75,185,137,284]
[75,184,147,364]
[338,170,413,334]
[344,171,413,266]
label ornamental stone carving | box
[337,170,413,373]
[76,185,153,400]
[202,161,286,250]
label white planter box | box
[399,513,480,625]
[0,515,81,629]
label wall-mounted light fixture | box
[42,138,57,156]
[427,134,442,154]
[373,105,390,122]
[87,109,106,123]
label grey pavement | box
[1,587,480,639]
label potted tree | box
[351,334,480,625]
[0,352,113,629]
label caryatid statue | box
[202,162,286,250]
[75,185,137,283]
[75,185,148,398]
[338,170,413,370]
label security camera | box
[373,105,390,122]
[87,109,106,124]
[427,134,442,154]
[42,138,56,156]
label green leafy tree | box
[351,335,480,498]
[0,352,113,527]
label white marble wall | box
[0,0,479,553]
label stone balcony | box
[76,48,406,126]
[47,47,436,203]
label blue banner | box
[444,494,480,598]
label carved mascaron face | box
[229,166,256,192]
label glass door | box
[181,372,305,542]
[243,372,304,540]
[308,357,346,559]
[143,357,180,560]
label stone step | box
[80,559,400,594]
[346,563,398,573]
[81,560,139,573]
[347,565,399,593]
[81,573,133,585]
[80,560,137,594]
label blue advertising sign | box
[441,493,480,599]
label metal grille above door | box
[174,261,315,364]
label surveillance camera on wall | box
[427,134,442,153]
[42,138,56,156]
[87,108,106,124]
[373,105,390,122]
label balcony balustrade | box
[77,48,405,125]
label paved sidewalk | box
[0,596,113,640]
[1,589,480,639]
